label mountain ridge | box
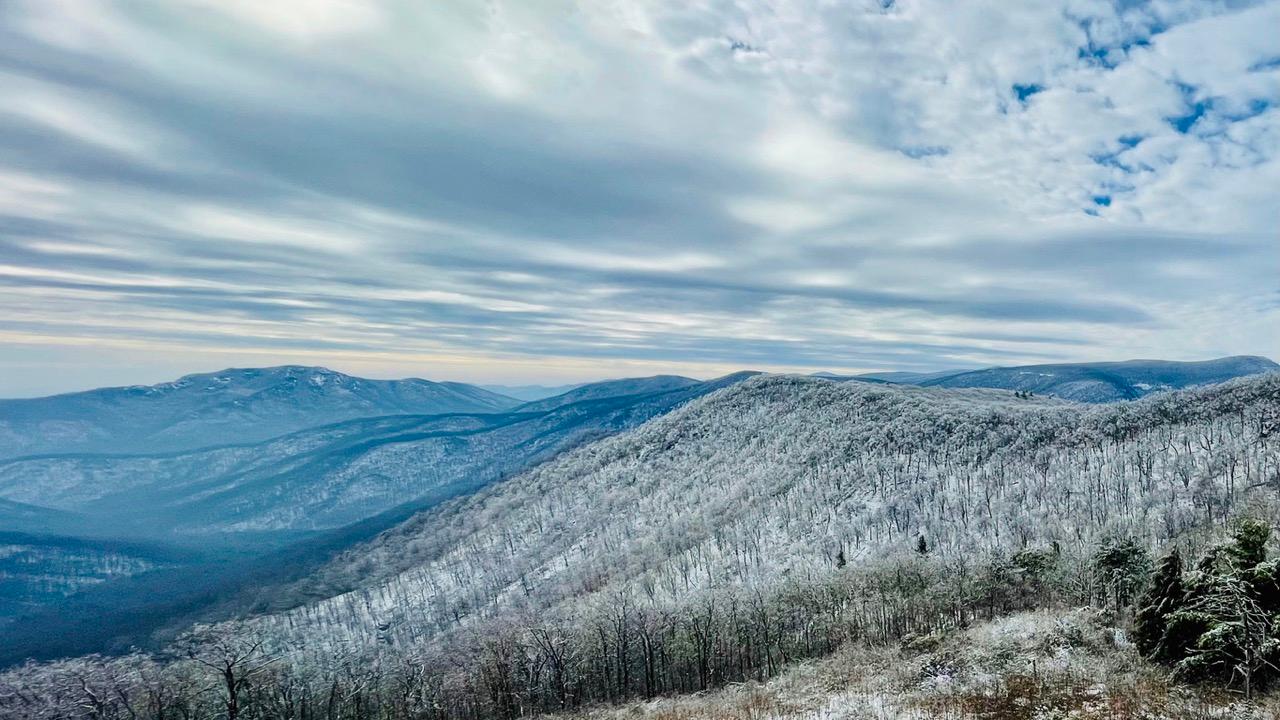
[209,370,1280,717]
[0,365,521,459]
[918,354,1278,401]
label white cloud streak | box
[0,0,1275,394]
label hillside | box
[213,373,1279,713]
[514,375,704,412]
[2,372,1279,718]
[0,372,758,658]
[0,366,521,459]
[918,355,1278,401]
[0,533,195,631]
[0,375,749,539]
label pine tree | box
[1093,536,1149,615]
[1172,573,1277,696]
[1162,524,1280,693]
[1229,518,1271,571]
[1133,547,1184,660]
[1158,547,1223,664]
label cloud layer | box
[0,0,1276,394]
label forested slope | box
[919,355,1278,401]
[234,373,1280,709]
[0,372,758,660]
[0,366,520,459]
[4,373,1279,719]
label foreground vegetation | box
[554,608,1272,720]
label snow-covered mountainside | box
[0,373,751,539]
[0,366,521,459]
[206,373,1278,711]
[916,355,1278,401]
[3,372,1279,718]
[0,372,758,657]
[480,382,586,401]
[513,374,706,412]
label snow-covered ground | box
[554,609,1273,720]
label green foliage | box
[1170,574,1278,694]
[1158,608,1212,668]
[1156,519,1280,696]
[1012,547,1056,576]
[1246,558,1280,616]
[1092,535,1149,614]
[1229,518,1271,571]
[1133,547,1183,660]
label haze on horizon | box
[0,0,1277,397]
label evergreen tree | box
[1172,573,1277,697]
[1162,522,1280,694]
[1093,536,1149,615]
[1133,547,1183,660]
[1247,557,1280,617]
[1229,518,1271,571]
[1158,547,1223,664]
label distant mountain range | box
[0,356,1276,661]
[0,366,520,459]
[479,382,585,401]
[912,355,1278,402]
[513,375,703,412]
[0,372,757,540]
[850,368,975,383]
[0,371,760,649]
[818,356,1277,402]
[6,356,1272,462]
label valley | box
[2,362,1278,719]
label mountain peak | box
[0,366,520,459]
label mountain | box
[200,372,1276,712]
[853,368,973,383]
[917,355,1278,401]
[478,382,585,401]
[0,371,759,656]
[513,374,704,412]
[0,374,752,540]
[3,371,1278,716]
[0,366,520,459]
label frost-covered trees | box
[2,372,1279,719]
[177,625,279,720]
[1133,547,1184,659]
[1135,519,1280,697]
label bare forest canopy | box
[3,371,1279,719]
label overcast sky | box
[0,0,1277,396]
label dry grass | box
[550,610,1280,720]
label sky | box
[0,0,1277,396]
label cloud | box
[0,0,1276,394]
